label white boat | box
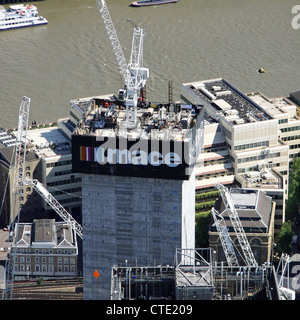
[0,4,48,31]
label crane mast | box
[211,207,239,267]
[2,96,30,300]
[215,184,258,267]
[96,0,149,127]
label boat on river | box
[130,0,179,7]
[0,4,48,31]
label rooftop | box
[24,126,71,159]
[237,168,284,190]
[73,96,201,142]
[214,188,273,232]
[16,219,77,249]
[247,92,298,120]
[183,79,272,125]
[0,127,18,148]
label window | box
[251,239,260,246]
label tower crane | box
[96,0,149,127]
[213,184,258,267]
[2,98,83,300]
[2,96,30,300]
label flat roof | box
[230,189,258,208]
[24,126,71,159]
[0,128,18,147]
[237,168,283,190]
[247,92,297,119]
[184,79,272,125]
[214,187,273,231]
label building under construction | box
[71,96,204,299]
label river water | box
[0,0,299,128]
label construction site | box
[0,0,299,301]
[111,249,281,300]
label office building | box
[181,79,290,233]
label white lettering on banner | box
[94,147,181,167]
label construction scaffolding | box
[111,265,175,300]
[111,248,280,300]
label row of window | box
[289,144,300,150]
[280,125,300,133]
[278,118,288,124]
[15,264,76,273]
[54,169,72,176]
[282,135,300,141]
[16,256,76,264]
[237,152,280,163]
[47,177,81,187]
[234,140,269,151]
[17,248,76,254]
[1,20,33,26]
[289,152,300,159]
[46,160,72,168]
[237,163,280,173]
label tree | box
[275,222,295,255]
[286,158,300,221]
[195,211,211,248]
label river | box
[0,0,299,128]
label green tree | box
[195,211,211,248]
[275,222,295,255]
[286,158,300,221]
